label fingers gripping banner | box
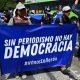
[0,24,78,74]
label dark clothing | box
[72,4,80,58]
[4,12,11,23]
[72,4,80,15]
[62,14,71,24]
[41,14,52,24]
[55,13,72,68]
[55,14,71,24]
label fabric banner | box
[0,24,78,74]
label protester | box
[72,0,80,60]
[8,4,32,79]
[52,5,63,24]
[3,10,11,23]
[55,6,71,24]
[41,11,52,24]
[72,0,80,14]
[72,0,80,23]
[54,6,71,72]
[52,12,57,24]
[45,7,52,16]
[45,7,51,14]
[57,5,62,14]
[55,6,80,72]
[8,4,32,25]
[13,0,25,17]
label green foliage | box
[0,0,17,11]
[0,0,7,11]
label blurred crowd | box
[0,0,79,26]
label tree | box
[0,0,16,11]
[0,0,7,11]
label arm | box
[75,0,78,5]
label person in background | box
[54,6,72,72]
[72,0,80,54]
[55,6,79,72]
[8,4,32,25]
[52,12,57,24]
[41,11,52,24]
[55,6,71,24]
[45,7,52,15]
[9,10,13,17]
[52,5,63,24]
[57,5,62,14]
[4,10,11,23]
[72,0,80,14]
[31,10,36,14]
[72,0,80,60]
